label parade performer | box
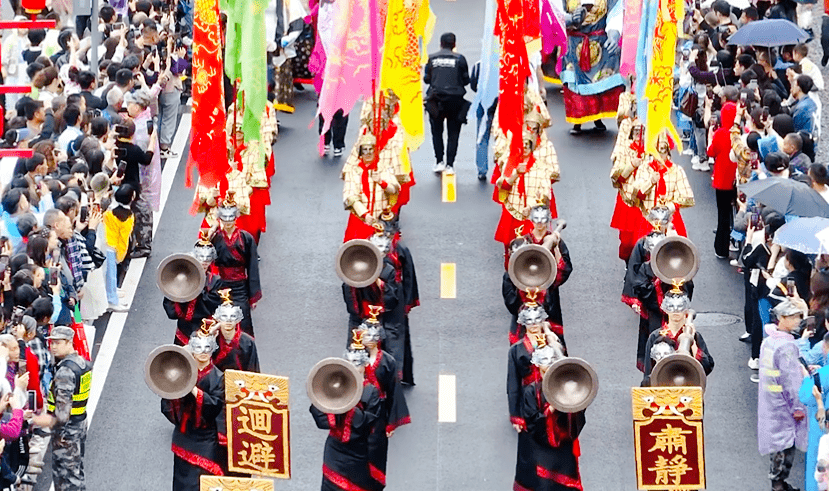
[32,326,92,491]
[160,327,226,489]
[517,336,585,491]
[342,255,400,335]
[163,233,224,346]
[609,89,650,262]
[621,206,694,371]
[494,123,560,248]
[507,305,562,434]
[561,0,624,134]
[211,289,259,373]
[341,131,400,242]
[210,193,261,336]
[503,201,571,344]
[358,323,411,490]
[627,130,694,240]
[310,332,382,491]
[641,288,714,383]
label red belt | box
[218,266,247,281]
[568,29,605,72]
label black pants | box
[714,188,736,257]
[748,282,763,359]
[319,109,348,149]
[429,112,463,167]
[75,15,91,37]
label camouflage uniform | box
[46,353,91,491]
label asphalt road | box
[41,0,802,489]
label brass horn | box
[144,344,199,399]
[650,236,700,285]
[650,332,707,392]
[156,253,206,303]
[307,357,364,414]
[509,244,556,291]
[335,239,384,288]
[542,349,599,413]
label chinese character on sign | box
[648,424,693,455]
[648,454,693,486]
[238,406,278,441]
[238,441,277,468]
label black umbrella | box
[727,19,809,47]
[739,177,829,218]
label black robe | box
[310,385,381,491]
[161,364,226,491]
[641,325,715,386]
[387,238,419,385]
[213,328,260,373]
[518,382,585,491]
[364,350,411,489]
[503,238,573,346]
[622,238,693,371]
[507,336,541,429]
[163,270,224,346]
[212,228,261,336]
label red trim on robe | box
[536,464,583,490]
[369,464,386,486]
[214,328,242,366]
[175,329,189,346]
[510,415,526,427]
[171,443,224,476]
[364,351,386,399]
[386,415,411,433]
[322,464,370,491]
[513,481,533,491]
[621,294,645,318]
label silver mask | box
[531,345,560,367]
[187,334,217,354]
[369,233,392,255]
[518,304,548,327]
[192,244,217,264]
[214,303,244,324]
[650,341,675,364]
[646,205,674,228]
[660,291,691,313]
[509,237,529,255]
[343,348,370,367]
[529,206,551,226]
[644,231,666,253]
[217,204,239,222]
[359,323,382,343]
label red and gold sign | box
[225,370,290,479]
[632,387,705,490]
[200,476,274,491]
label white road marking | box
[438,374,457,423]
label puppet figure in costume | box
[161,327,226,490]
[561,0,624,134]
[310,331,382,491]
[609,90,651,262]
[641,288,714,385]
[273,0,310,113]
[163,232,225,346]
[210,289,260,373]
[357,323,411,490]
[516,335,586,491]
[210,192,261,336]
[341,131,400,242]
[628,130,694,240]
[503,200,572,345]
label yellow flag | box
[380,0,436,151]
[644,0,683,157]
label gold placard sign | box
[225,370,290,479]
[200,476,274,491]
[632,387,705,490]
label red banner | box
[225,370,291,479]
[632,387,705,490]
[496,0,530,177]
[185,0,229,189]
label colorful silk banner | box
[222,0,268,166]
[496,0,530,176]
[185,0,227,188]
[620,0,642,77]
[635,0,657,127]
[380,0,435,151]
[473,0,500,142]
[317,0,383,134]
[540,0,567,72]
[644,0,683,157]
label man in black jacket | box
[424,32,470,176]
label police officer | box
[424,32,470,176]
[32,326,91,491]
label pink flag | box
[540,0,567,72]
[620,0,641,77]
[316,0,383,134]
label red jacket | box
[708,102,739,190]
